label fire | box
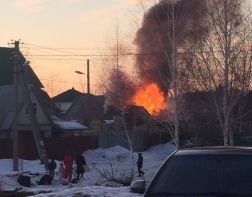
[129,83,166,115]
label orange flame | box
[129,83,166,115]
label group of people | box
[47,151,87,183]
[46,151,145,184]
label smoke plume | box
[135,0,208,93]
[105,0,209,114]
[105,68,137,109]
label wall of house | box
[99,123,172,152]
[17,92,51,129]
[99,124,149,152]
[56,102,72,114]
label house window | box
[25,103,37,116]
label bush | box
[96,161,134,186]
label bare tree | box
[184,0,252,146]
[98,23,136,181]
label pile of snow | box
[145,142,176,160]
[0,159,62,176]
[85,145,132,162]
[0,175,20,191]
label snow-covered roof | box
[54,120,89,130]
[104,119,114,125]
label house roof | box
[64,94,105,125]
[0,47,43,88]
[52,88,82,103]
[0,48,15,85]
[33,88,60,117]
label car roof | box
[174,146,252,156]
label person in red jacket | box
[63,151,73,182]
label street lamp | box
[75,70,85,93]
[75,70,85,75]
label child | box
[58,163,65,181]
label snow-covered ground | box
[0,142,176,196]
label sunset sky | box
[0,0,152,96]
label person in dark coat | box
[38,174,53,185]
[137,153,144,177]
[75,154,86,180]
[48,158,57,179]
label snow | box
[53,120,89,130]
[51,115,89,130]
[0,142,176,196]
[104,120,114,125]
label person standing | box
[64,151,73,182]
[76,154,86,180]
[137,153,144,177]
[58,163,65,181]
[48,158,57,179]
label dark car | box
[131,147,252,196]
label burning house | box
[100,104,172,152]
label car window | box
[147,154,252,195]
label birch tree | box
[184,0,252,146]
[136,0,208,147]
[99,23,137,181]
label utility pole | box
[12,41,20,171]
[12,40,49,169]
[87,59,90,94]
[171,4,179,148]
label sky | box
[0,0,152,96]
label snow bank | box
[84,145,131,162]
[31,186,141,197]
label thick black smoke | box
[135,0,209,94]
[105,0,209,112]
[105,68,137,109]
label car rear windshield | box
[148,154,252,195]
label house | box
[52,88,82,114]
[0,46,53,135]
[64,94,105,127]
[99,105,171,152]
[0,45,98,160]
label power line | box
[22,46,137,51]
[24,53,150,57]
[40,78,83,85]
[22,42,137,51]
[23,42,252,55]
[23,57,134,61]
[23,51,252,57]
